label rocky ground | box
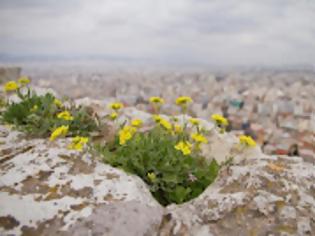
[1,101,314,236]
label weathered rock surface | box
[1,106,315,236]
[162,155,315,236]
[0,125,163,236]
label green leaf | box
[162,173,179,184]
[99,126,220,206]
[172,186,191,204]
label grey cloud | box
[0,0,315,66]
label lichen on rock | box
[1,104,315,235]
[0,125,163,236]
[160,155,315,236]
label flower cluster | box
[119,125,137,145]
[211,114,229,127]
[191,133,207,144]
[117,118,143,145]
[175,141,192,155]
[109,102,124,110]
[153,115,172,131]
[149,96,164,104]
[109,112,118,120]
[176,96,193,113]
[239,135,256,147]
[3,76,31,92]
[18,76,31,86]
[50,125,69,141]
[98,96,221,205]
[107,102,124,121]
[131,119,143,128]
[68,136,89,151]
[149,96,164,113]
[176,96,193,106]
[57,111,74,121]
[189,118,200,126]
[4,81,19,92]
[109,96,216,155]
[211,114,229,133]
[2,77,96,153]
[110,96,212,155]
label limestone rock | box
[0,125,163,236]
[161,154,315,236]
[1,105,314,235]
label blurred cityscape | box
[3,65,311,161]
[1,66,314,161]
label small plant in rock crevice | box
[97,97,220,206]
[1,78,98,139]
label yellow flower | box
[18,76,30,86]
[175,96,193,106]
[211,114,229,127]
[149,96,165,104]
[109,112,118,121]
[30,105,38,112]
[189,118,200,126]
[191,133,208,143]
[119,125,137,145]
[57,111,74,121]
[50,125,69,141]
[4,81,18,92]
[109,102,124,110]
[152,115,171,130]
[159,118,172,130]
[175,141,192,155]
[54,98,63,108]
[131,119,143,128]
[67,136,89,151]
[239,135,256,147]
[174,124,183,134]
[147,172,156,182]
[152,115,162,123]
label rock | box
[0,125,163,236]
[67,201,162,236]
[1,106,314,235]
[0,67,21,84]
[161,155,315,236]
[201,130,238,164]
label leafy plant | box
[0,96,5,109]
[1,92,97,137]
[97,126,219,206]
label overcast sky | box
[1,0,315,66]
